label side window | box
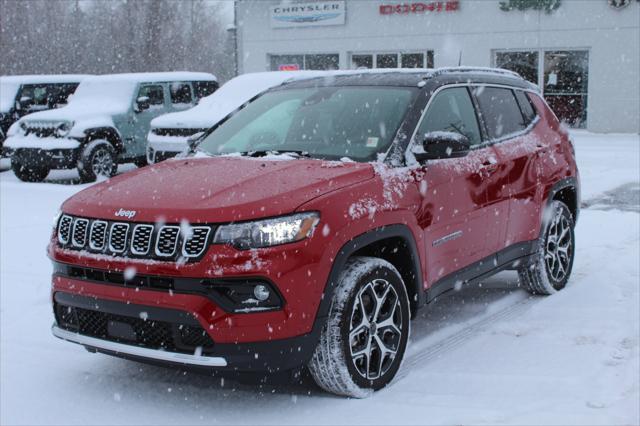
[170,83,193,105]
[514,90,537,126]
[473,87,526,139]
[193,81,218,99]
[138,85,164,106]
[48,83,78,107]
[417,87,482,146]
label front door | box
[129,83,166,158]
[413,86,502,287]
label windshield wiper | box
[237,150,312,158]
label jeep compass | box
[49,68,579,398]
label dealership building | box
[234,0,639,133]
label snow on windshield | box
[0,81,19,113]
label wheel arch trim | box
[313,224,424,331]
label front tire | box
[308,256,410,398]
[11,159,49,182]
[518,200,575,295]
[77,140,117,183]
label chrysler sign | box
[270,1,346,28]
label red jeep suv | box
[50,68,579,398]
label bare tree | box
[0,0,233,81]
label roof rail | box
[429,66,522,79]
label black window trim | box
[137,83,166,106]
[469,83,541,148]
[406,83,487,156]
[169,81,194,105]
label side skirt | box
[425,240,536,303]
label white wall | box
[236,0,639,133]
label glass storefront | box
[350,51,434,69]
[495,49,589,128]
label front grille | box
[89,221,108,250]
[155,226,180,257]
[24,125,57,138]
[57,215,214,262]
[55,303,215,353]
[131,225,154,255]
[152,127,207,137]
[72,219,89,247]
[109,223,130,253]
[58,215,73,244]
[182,227,211,257]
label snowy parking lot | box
[1,131,638,425]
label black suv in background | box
[0,75,88,154]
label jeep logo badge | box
[115,208,136,219]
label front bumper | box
[53,326,228,367]
[7,147,78,169]
[52,291,320,372]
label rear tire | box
[308,256,410,398]
[11,159,49,182]
[77,140,117,183]
[518,200,575,295]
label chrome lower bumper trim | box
[52,325,228,367]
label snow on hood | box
[151,71,352,130]
[62,156,374,223]
[20,79,136,124]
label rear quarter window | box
[193,81,218,99]
[473,86,527,140]
[514,90,538,126]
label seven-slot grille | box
[57,215,213,261]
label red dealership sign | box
[278,64,301,71]
[380,1,460,14]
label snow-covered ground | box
[1,131,638,425]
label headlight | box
[56,122,73,137]
[213,212,319,249]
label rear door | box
[475,86,541,253]
[413,86,501,286]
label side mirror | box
[18,96,33,111]
[413,131,471,161]
[187,131,205,151]
[135,96,150,112]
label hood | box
[62,156,374,223]
[19,103,122,123]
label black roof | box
[278,67,537,91]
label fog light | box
[253,284,270,301]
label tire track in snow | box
[395,295,537,382]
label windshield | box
[196,86,416,162]
[0,82,20,113]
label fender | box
[82,127,123,153]
[311,224,424,335]
[540,176,580,238]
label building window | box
[270,54,339,71]
[495,49,589,128]
[350,51,434,70]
